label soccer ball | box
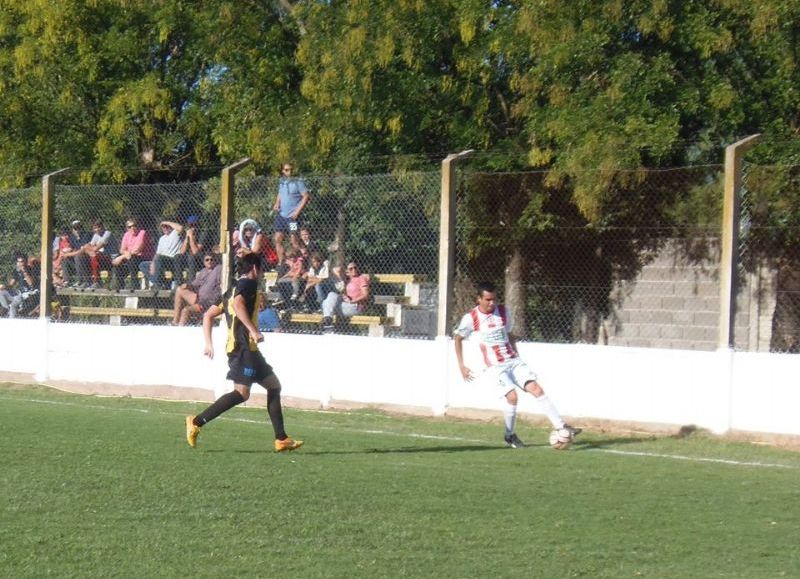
[548,428,573,450]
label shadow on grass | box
[204,444,550,455]
[570,434,657,451]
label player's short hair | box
[476,281,496,297]
[236,252,261,276]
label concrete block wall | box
[603,241,772,351]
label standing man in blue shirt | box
[272,162,310,266]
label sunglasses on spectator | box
[204,257,215,262]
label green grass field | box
[2,383,799,578]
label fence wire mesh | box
[453,165,728,351]
[26,171,441,335]
[2,161,800,351]
[0,186,42,318]
[232,171,440,336]
[740,162,800,352]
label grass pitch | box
[1,383,799,578]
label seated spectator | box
[175,215,212,284]
[112,217,154,290]
[275,247,306,306]
[140,220,183,290]
[258,293,281,333]
[0,253,40,318]
[321,260,370,331]
[298,226,321,257]
[82,219,116,288]
[171,252,222,326]
[301,251,331,312]
[62,219,92,286]
[232,218,279,272]
[51,227,73,288]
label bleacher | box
[55,270,430,334]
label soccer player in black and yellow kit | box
[185,252,303,452]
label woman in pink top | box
[320,261,370,331]
[111,217,154,289]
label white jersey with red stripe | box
[454,305,518,367]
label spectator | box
[51,227,73,288]
[112,218,154,290]
[0,253,40,318]
[171,252,222,326]
[301,251,331,312]
[232,218,278,272]
[275,247,306,307]
[298,226,321,257]
[272,162,310,265]
[258,293,281,333]
[320,260,370,331]
[58,220,92,287]
[175,215,212,285]
[140,220,183,290]
[83,219,116,288]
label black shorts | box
[226,348,274,386]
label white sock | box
[503,400,517,436]
[535,394,565,429]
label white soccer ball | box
[549,428,573,450]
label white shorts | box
[481,358,538,397]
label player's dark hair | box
[476,281,496,297]
[236,252,261,276]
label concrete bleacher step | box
[68,306,173,319]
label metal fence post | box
[219,158,251,294]
[40,168,70,319]
[718,135,760,350]
[437,150,473,337]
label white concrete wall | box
[1,319,798,436]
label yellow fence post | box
[718,135,760,350]
[40,168,70,319]
[436,150,473,337]
[219,158,251,294]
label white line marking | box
[589,448,798,470]
[2,395,798,470]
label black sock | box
[195,391,245,426]
[267,388,287,440]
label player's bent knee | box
[525,381,544,397]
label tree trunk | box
[504,246,526,338]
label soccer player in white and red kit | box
[454,281,581,448]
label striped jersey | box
[454,305,518,367]
[224,277,260,354]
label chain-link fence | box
[21,170,442,335]
[451,160,800,353]
[740,162,800,353]
[3,159,800,351]
[0,186,42,318]
[453,165,730,350]
[233,171,440,336]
